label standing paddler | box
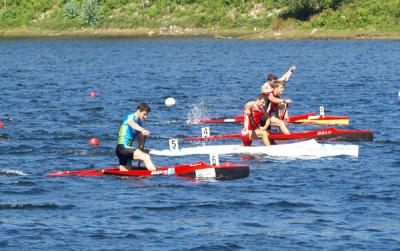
[261,65,296,120]
[261,65,296,93]
[264,80,292,134]
[116,103,156,171]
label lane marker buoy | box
[165,97,176,107]
[88,137,99,146]
[89,91,97,97]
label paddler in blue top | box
[116,102,156,171]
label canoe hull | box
[151,139,359,158]
[195,113,349,125]
[183,127,373,142]
[48,161,249,180]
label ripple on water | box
[131,202,220,212]
[12,180,37,186]
[0,240,9,249]
[348,193,396,202]
[3,187,48,195]
[0,203,74,210]
[1,145,34,155]
[78,106,105,112]
[0,133,12,140]
[189,243,244,251]
[129,200,256,212]
[262,200,314,209]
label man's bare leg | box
[134,149,156,171]
[271,117,290,134]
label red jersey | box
[243,102,264,130]
[265,91,279,116]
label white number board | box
[201,127,210,138]
[169,138,179,151]
[209,153,220,166]
[319,106,325,116]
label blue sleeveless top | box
[117,113,143,147]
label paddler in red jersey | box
[241,93,271,146]
[264,80,292,134]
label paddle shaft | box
[280,102,289,120]
[138,135,147,168]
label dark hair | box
[266,74,277,81]
[137,102,151,113]
[257,93,268,101]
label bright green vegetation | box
[0,0,399,38]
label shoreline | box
[1,27,399,40]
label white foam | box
[186,100,209,124]
[0,169,28,176]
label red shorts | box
[241,129,252,146]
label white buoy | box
[165,97,176,107]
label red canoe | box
[48,161,249,180]
[183,127,373,142]
[196,113,349,125]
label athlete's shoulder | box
[266,91,275,97]
[127,113,139,121]
[121,113,137,124]
[244,101,255,109]
[261,82,272,90]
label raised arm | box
[278,65,296,82]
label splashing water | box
[0,169,28,176]
[186,100,210,124]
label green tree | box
[63,0,78,19]
[81,0,102,26]
[280,0,348,20]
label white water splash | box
[186,100,209,124]
[0,169,28,176]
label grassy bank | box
[0,0,399,39]
[1,27,399,40]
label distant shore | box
[1,27,399,40]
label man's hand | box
[141,129,150,136]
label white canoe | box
[150,139,359,158]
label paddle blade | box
[48,169,104,177]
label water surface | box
[0,38,399,250]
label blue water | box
[0,38,399,250]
